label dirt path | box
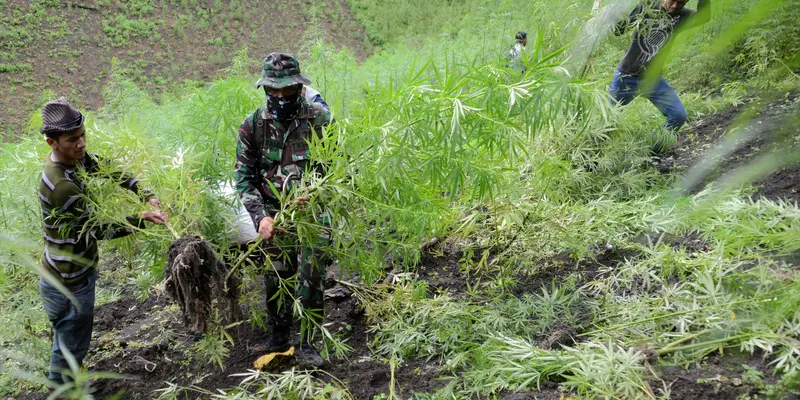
[660,92,800,203]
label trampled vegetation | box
[1,0,799,398]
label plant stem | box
[579,297,774,337]
[656,334,747,356]
[224,235,264,284]
[656,329,711,354]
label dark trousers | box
[609,70,688,153]
[39,269,97,385]
[260,237,327,343]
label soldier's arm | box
[234,117,273,230]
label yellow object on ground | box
[253,346,295,370]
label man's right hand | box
[142,210,168,225]
[258,216,276,241]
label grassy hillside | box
[0,0,370,138]
[0,0,799,398]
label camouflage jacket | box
[234,98,331,230]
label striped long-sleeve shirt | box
[39,152,153,284]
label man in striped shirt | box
[38,98,167,386]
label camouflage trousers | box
[262,230,330,342]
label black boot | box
[295,341,323,368]
[261,315,291,353]
[260,269,295,353]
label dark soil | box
[632,231,711,254]
[17,234,789,399]
[416,243,478,299]
[0,0,370,138]
[16,273,443,400]
[655,351,799,400]
[83,294,263,399]
[415,239,626,300]
[660,92,800,203]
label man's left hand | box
[146,197,168,223]
[142,211,168,225]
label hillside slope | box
[0,0,369,138]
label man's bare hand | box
[148,197,162,209]
[258,216,276,240]
[142,210,167,225]
[144,197,168,224]
[292,195,310,206]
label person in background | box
[509,30,528,76]
[234,53,333,367]
[302,86,330,114]
[38,98,167,386]
[609,0,711,156]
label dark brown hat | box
[41,97,84,135]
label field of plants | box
[1,0,799,398]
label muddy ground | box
[18,233,791,400]
[660,91,800,203]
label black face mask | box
[267,93,301,120]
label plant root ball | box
[164,236,241,334]
[538,323,577,350]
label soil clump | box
[654,351,794,400]
[661,92,800,203]
[164,236,240,334]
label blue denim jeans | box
[609,70,688,134]
[39,269,97,385]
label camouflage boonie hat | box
[254,52,312,89]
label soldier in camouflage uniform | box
[234,53,332,367]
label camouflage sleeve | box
[234,115,270,230]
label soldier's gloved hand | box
[258,216,276,241]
